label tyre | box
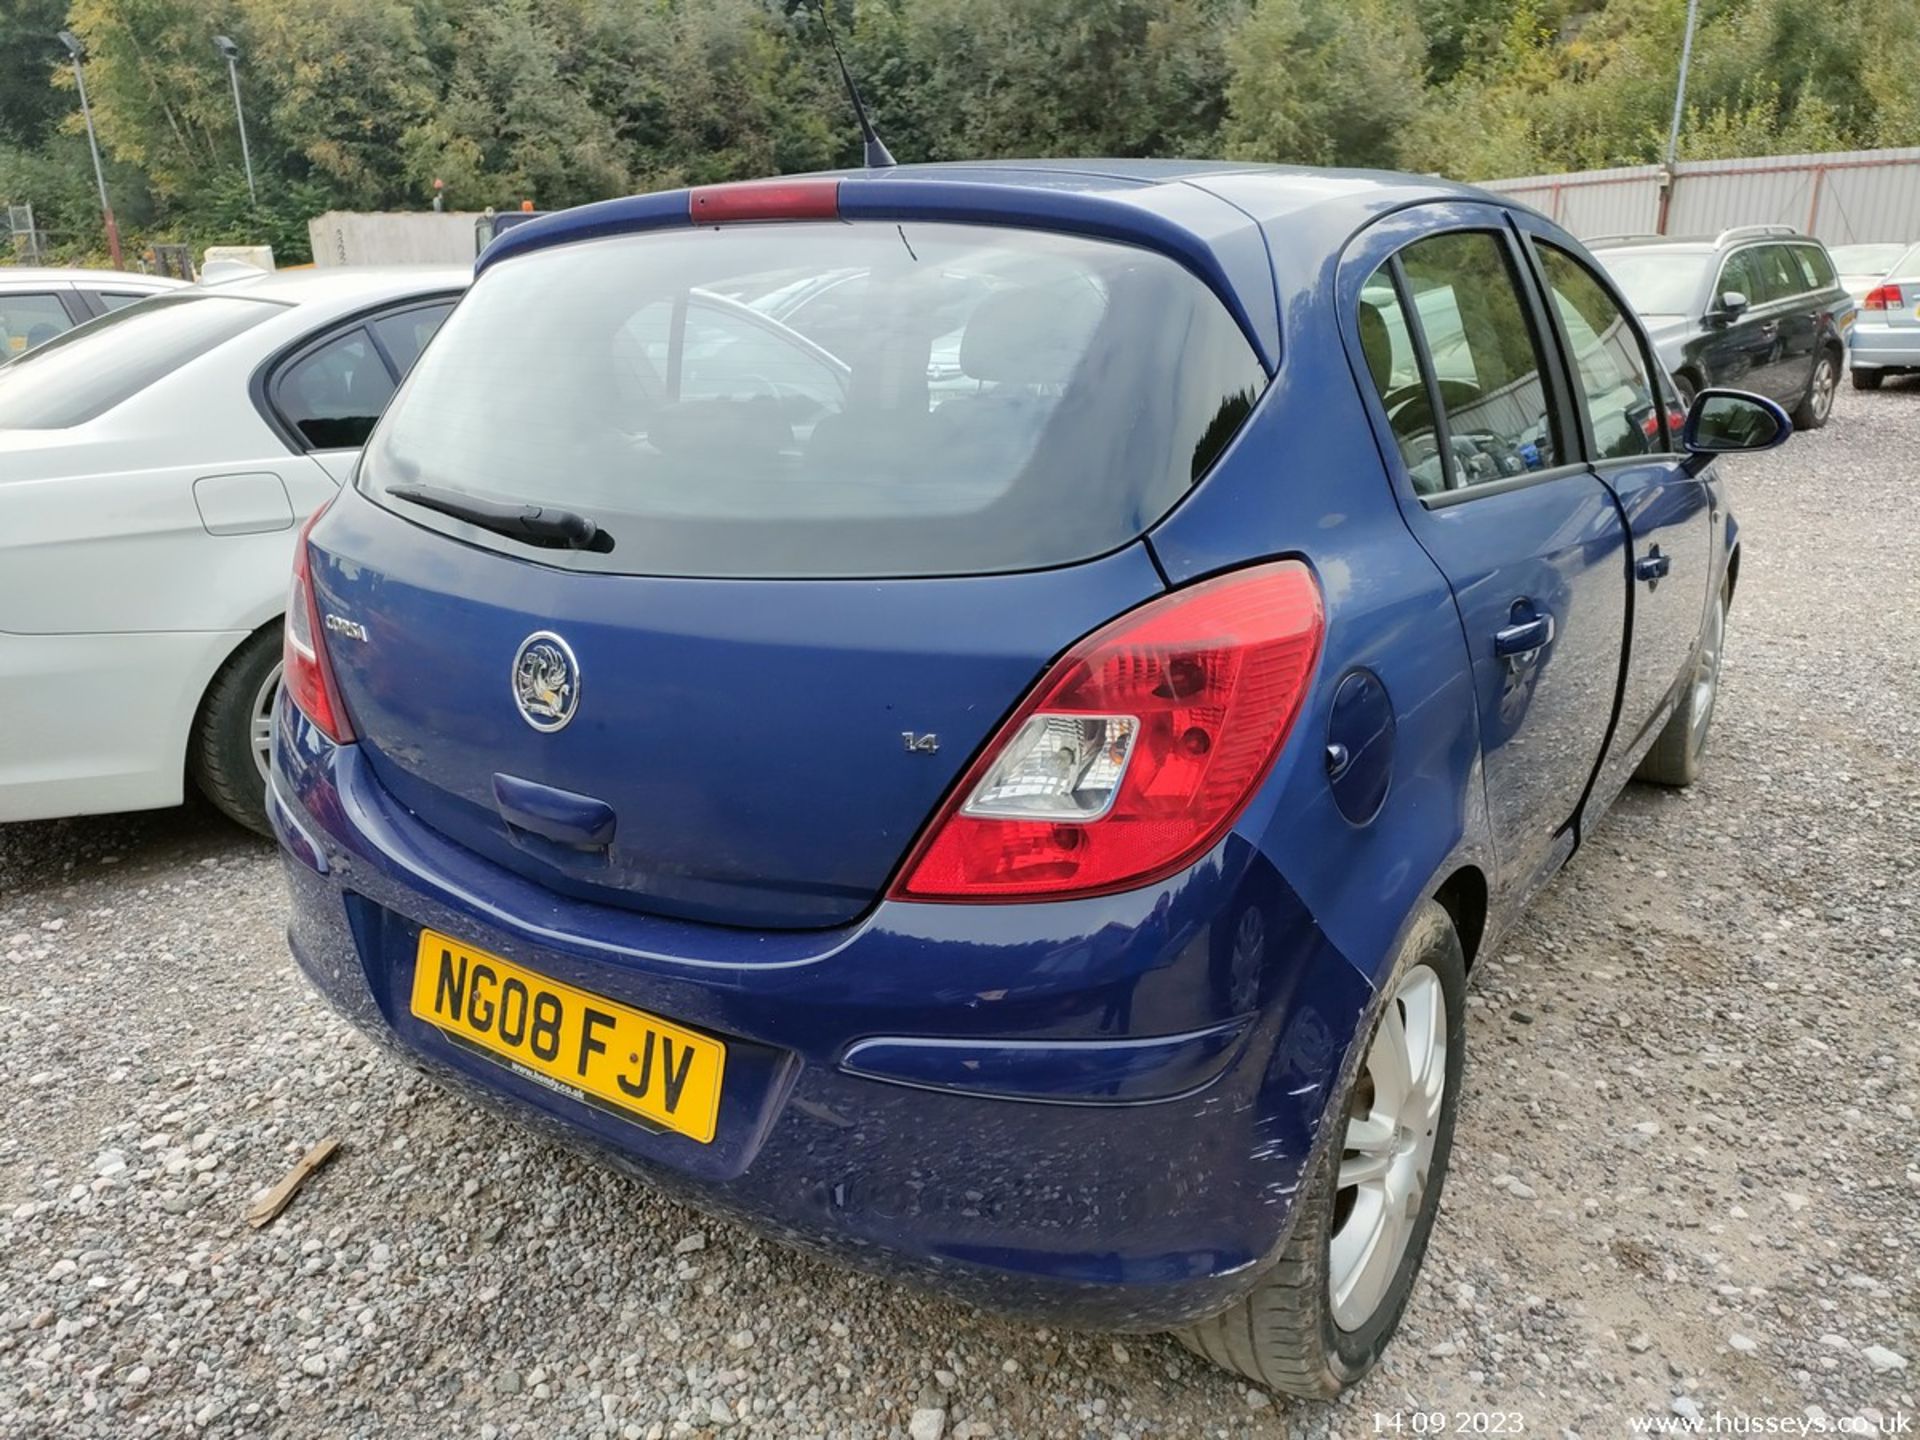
[1635,580,1727,788]
[1792,348,1839,429]
[1672,373,1698,411]
[1851,368,1883,392]
[189,627,283,837]
[1176,900,1467,1397]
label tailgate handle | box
[492,773,617,851]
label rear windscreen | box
[359,222,1267,577]
[0,293,282,429]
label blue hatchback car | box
[272,161,1791,1396]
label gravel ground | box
[2,384,1915,1439]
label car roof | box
[0,267,185,287]
[199,265,470,305]
[481,161,1514,374]
[857,157,1490,194]
[1589,230,1820,254]
[1588,238,1715,252]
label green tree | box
[400,0,629,209]
[0,0,72,147]
[58,0,241,197]
[1223,0,1427,168]
[889,0,1244,161]
[238,0,438,208]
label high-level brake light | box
[688,179,841,225]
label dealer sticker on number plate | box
[409,929,725,1143]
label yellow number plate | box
[409,930,725,1143]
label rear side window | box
[96,291,154,313]
[1363,231,1560,495]
[1793,245,1836,291]
[276,329,397,450]
[0,293,280,429]
[369,303,454,375]
[1538,246,1669,459]
[359,223,1266,578]
[1752,246,1805,304]
[1,293,75,355]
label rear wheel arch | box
[1431,866,1487,971]
[186,616,285,835]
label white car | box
[1,266,186,356]
[0,266,469,834]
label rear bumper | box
[271,700,1373,1329]
[1848,322,1920,370]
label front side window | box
[360,222,1267,578]
[276,329,396,450]
[1363,231,1559,495]
[1538,245,1670,459]
[1716,251,1760,307]
[0,292,75,355]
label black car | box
[1592,225,1853,429]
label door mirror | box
[1716,289,1749,319]
[1681,388,1791,473]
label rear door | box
[1521,224,1713,788]
[1349,207,1628,903]
[1752,243,1818,405]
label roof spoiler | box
[473,178,1280,373]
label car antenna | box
[803,0,896,169]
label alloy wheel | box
[1811,357,1836,422]
[1689,595,1725,755]
[250,661,284,786]
[1329,963,1449,1331]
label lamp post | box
[1656,0,1701,235]
[55,30,123,269]
[212,35,257,207]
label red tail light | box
[689,179,840,225]
[890,562,1325,903]
[283,502,354,744]
[1862,284,1902,311]
[1643,407,1688,442]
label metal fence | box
[1482,146,1920,245]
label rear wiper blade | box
[385,483,614,553]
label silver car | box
[0,266,467,835]
[0,266,185,357]
[1845,241,1920,390]
[1827,242,1912,306]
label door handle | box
[1494,611,1555,658]
[1635,549,1671,583]
[493,773,616,851]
